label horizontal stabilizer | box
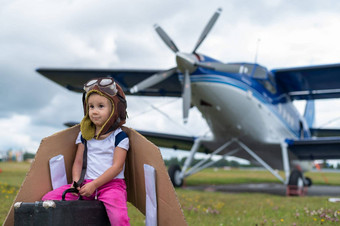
[286,137,340,160]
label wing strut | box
[184,144,240,178]
[170,137,293,187]
[235,139,285,183]
[175,137,290,184]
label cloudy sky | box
[2,0,340,154]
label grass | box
[0,162,30,224]
[1,162,340,225]
[185,167,340,186]
[178,189,340,225]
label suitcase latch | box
[42,200,56,209]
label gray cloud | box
[1,0,340,153]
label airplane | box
[36,8,340,195]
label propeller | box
[182,70,191,123]
[192,8,222,53]
[129,67,177,93]
[154,24,179,53]
[130,8,222,123]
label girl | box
[42,77,130,225]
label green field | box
[1,162,340,225]
[185,167,340,186]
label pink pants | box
[42,179,130,226]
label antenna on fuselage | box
[254,38,261,63]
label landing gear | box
[168,164,183,187]
[281,141,311,196]
[168,137,239,188]
[286,169,308,196]
[167,138,291,188]
[304,177,313,187]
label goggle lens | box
[99,78,113,86]
[83,78,118,96]
[86,79,97,87]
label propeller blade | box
[154,24,180,53]
[192,8,222,53]
[130,67,177,93]
[182,70,191,123]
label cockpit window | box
[217,63,255,75]
[252,66,277,94]
[239,64,255,76]
[253,66,267,79]
[210,63,276,94]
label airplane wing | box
[136,130,212,154]
[138,130,196,151]
[310,128,340,137]
[36,68,182,97]
[62,122,207,153]
[38,63,340,99]
[286,137,340,160]
[142,130,340,162]
[272,63,340,100]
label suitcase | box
[14,200,110,226]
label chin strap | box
[105,118,121,135]
[76,138,88,186]
[62,138,87,201]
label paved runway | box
[184,183,340,197]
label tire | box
[168,164,183,187]
[304,177,313,187]
[287,169,305,196]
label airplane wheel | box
[287,169,305,196]
[305,177,313,187]
[168,164,183,187]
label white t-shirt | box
[75,128,129,179]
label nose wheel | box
[168,164,184,187]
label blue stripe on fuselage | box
[179,71,302,138]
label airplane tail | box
[304,100,315,128]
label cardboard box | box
[4,125,187,225]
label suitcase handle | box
[62,182,83,201]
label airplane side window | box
[268,71,276,86]
[253,66,267,79]
[263,80,277,94]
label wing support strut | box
[184,148,240,178]
[235,139,285,183]
[181,137,238,179]
[178,137,290,185]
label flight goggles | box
[83,77,118,96]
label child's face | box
[88,93,112,130]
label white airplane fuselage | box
[192,76,296,143]
[183,63,311,169]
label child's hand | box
[79,182,96,197]
[70,182,80,196]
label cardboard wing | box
[4,125,187,226]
